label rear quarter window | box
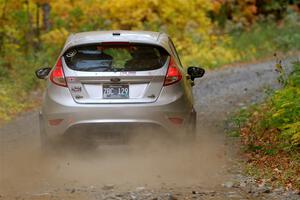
[63,43,169,72]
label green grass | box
[226,108,252,137]
[224,16,300,65]
[182,14,300,69]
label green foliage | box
[211,0,291,28]
[0,51,47,121]
[268,62,300,148]
[237,62,300,152]
[185,13,300,68]
[227,108,252,137]
[225,16,300,63]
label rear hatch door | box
[62,42,169,104]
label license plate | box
[103,84,129,99]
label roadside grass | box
[183,14,300,69]
[225,17,300,65]
[229,61,300,190]
[226,108,252,137]
[0,52,48,122]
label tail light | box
[168,117,184,125]
[163,57,182,86]
[50,58,67,87]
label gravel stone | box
[222,181,234,188]
[102,184,115,190]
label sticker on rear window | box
[66,49,77,58]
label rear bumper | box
[41,90,194,139]
[63,122,168,144]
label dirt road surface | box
[1,57,300,200]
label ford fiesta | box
[35,31,205,148]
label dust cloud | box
[0,127,230,196]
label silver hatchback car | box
[36,31,205,147]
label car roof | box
[63,30,171,52]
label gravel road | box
[1,56,300,200]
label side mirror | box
[187,66,205,81]
[35,67,51,79]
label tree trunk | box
[34,2,42,51]
[36,3,40,41]
[0,0,8,55]
[25,0,33,54]
[42,3,51,32]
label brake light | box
[163,57,182,86]
[50,58,67,87]
[101,42,130,45]
[101,42,131,49]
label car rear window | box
[63,43,169,72]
